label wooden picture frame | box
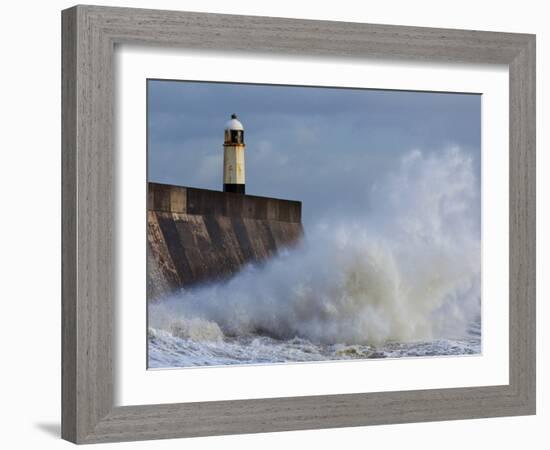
[61,4,536,444]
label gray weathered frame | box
[61,4,536,444]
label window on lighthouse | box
[230,129,244,144]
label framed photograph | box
[62,5,536,444]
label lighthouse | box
[223,113,246,194]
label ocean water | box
[148,325,481,368]
[148,148,482,369]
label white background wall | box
[0,0,546,448]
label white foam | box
[149,147,481,352]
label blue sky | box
[147,80,480,228]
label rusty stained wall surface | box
[147,182,303,300]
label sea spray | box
[149,147,481,358]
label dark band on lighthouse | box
[224,184,245,194]
[223,113,246,194]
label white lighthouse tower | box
[223,113,246,194]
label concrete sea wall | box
[147,182,303,300]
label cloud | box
[196,154,222,184]
[148,80,481,228]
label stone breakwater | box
[147,182,303,300]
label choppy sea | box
[148,148,482,369]
[148,320,480,368]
